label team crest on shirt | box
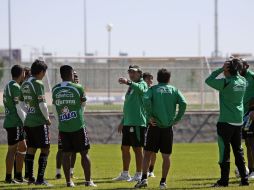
[22,84,31,93]
[59,106,77,122]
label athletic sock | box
[149,165,154,173]
[70,168,74,174]
[37,153,48,182]
[141,173,147,180]
[56,168,61,175]
[13,156,17,178]
[160,178,166,184]
[25,154,35,181]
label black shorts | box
[5,126,25,146]
[25,125,50,148]
[122,126,146,147]
[60,128,90,153]
[58,133,63,150]
[144,125,173,154]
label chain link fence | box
[0,56,229,112]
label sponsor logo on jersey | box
[59,106,77,122]
[56,89,74,98]
[157,87,172,94]
[233,84,245,92]
[27,106,35,113]
[55,99,76,106]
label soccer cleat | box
[35,179,53,187]
[5,178,20,184]
[67,181,75,187]
[248,172,254,179]
[55,174,62,179]
[159,182,167,189]
[148,172,156,178]
[14,177,28,183]
[27,177,36,185]
[134,179,148,188]
[212,180,228,187]
[85,181,97,187]
[239,180,249,186]
[112,172,131,181]
[127,173,142,182]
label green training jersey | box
[3,80,23,128]
[144,83,187,128]
[21,77,47,127]
[242,69,254,114]
[121,79,148,127]
[205,68,246,124]
[52,81,86,132]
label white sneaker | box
[134,179,148,188]
[112,172,131,181]
[148,172,156,178]
[160,182,167,189]
[249,172,254,179]
[67,181,75,187]
[127,173,142,182]
[85,181,97,187]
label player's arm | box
[77,84,87,110]
[52,104,59,127]
[174,89,187,124]
[35,81,51,125]
[144,88,153,121]
[130,81,148,94]
[12,85,27,124]
[205,68,225,91]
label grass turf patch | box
[0,143,252,189]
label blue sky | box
[0,0,254,60]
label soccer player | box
[113,65,148,182]
[143,72,156,178]
[55,70,78,179]
[52,65,96,187]
[205,58,249,187]
[240,58,254,178]
[21,59,52,186]
[135,68,187,189]
[3,65,27,183]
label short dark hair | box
[143,72,153,80]
[157,68,171,83]
[31,59,48,76]
[60,65,73,80]
[227,57,243,76]
[11,65,24,78]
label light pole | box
[8,0,12,65]
[83,0,87,55]
[106,24,113,103]
[214,0,219,58]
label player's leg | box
[148,153,156,177]
[62,152,72,183]
[113,126,131,181]
[247,137,254,178]
[70,152,77,178]
[231,126,249,186]
[56,133,63,179]
[135,125,160,188]
[33,125,51,186]
[5,143,18,183]
[15,139,27,182]
[161,153,171,187]
[245,138,253,174]
[75,128,96,187]
[213,123,233,187]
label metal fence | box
[0,56,228,111]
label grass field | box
[0,143,253,190]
